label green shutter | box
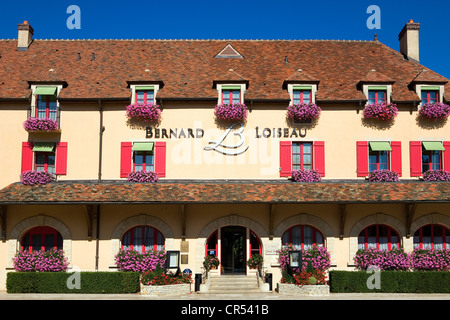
[422,141,445,151]
[32,142,55,152]
[369,141,392,151]
[132,142,154,152]
[34,87,57,96]
[135,86,155,91]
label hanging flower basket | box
[23,117,59,132]
[20,170,55,185]
[127,171,159,183]
[418,102,450,121]
[291,169,322,182]
[362,102,398,121]
[367,169,399,182]
[125,103,161,122]
[422,169,450,181]
[214,103,248,122]
[287,103,321,123]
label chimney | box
[398,19,420,62]
[17,21,34,51]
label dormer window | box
[30,85,62,120]
[421,88,439,105]
[362,85,391,104]
[368,88,386,104]
[415,85,444,106]
[130,84,160,104]
[287,84,317,105]
[216,84,246,104]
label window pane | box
[368,91,376,104]
[293,91,301,104]
[145,154,154,172]
[156,231,164,251]
[133,227,143,252]
[282,232,290,245]
[32,234,42,251]
[144,227,154,251]
[146,91,154,104]
[378,91,386,103]
[303,144,311,154]
[123,231,131,250]
[421,91,428,105]
[431,151,441,170]
[302,91,311,104]
[45,234,55,251]
[137,91,145,104]
[304,226,313,249]
[292,226,301,249]
[292,143,301,154]
[358,236,365,250]
[232,90,240,104]
[391,235,399,249]
[134,152,144,171]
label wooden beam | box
[0,206,6,242]
[269,204,275,240]
[339,204,347,240]
[85,205,95,241]
[181,204,186,241]
[405,203,417,238]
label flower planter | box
[140,283,191,296]
[418,102,450,121]
[277,283,330,296]
[23,117,59,132]
[362,102,398,121]
[127,171,159,183]
[291,169,322,182]
[287,103,321,123]
[367,169,399,182]
[422,169,450,181]
[214,103,248,122]
[126,103,161,122]
[20,170,55,185]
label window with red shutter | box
[279,141,292,177]
[356,141,369,177]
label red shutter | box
[356,141,369,177]
[55,142,68,175]
[390,141,402,177]
[154,141,166,178]
[410,141,422,177]
[21,142,34,173]
[443,141,450,171]
[314,141,325,177]
[280,141,292,177]
[120,142,133,178]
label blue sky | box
[1,0,449,78]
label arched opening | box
[121,225,165,252]
[281,224,324,249]
[358,224,400,250]
[205,226,262,275]
[21,226,63,252]
[413,224,450,250]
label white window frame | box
[362,84,392,105]
[287,84,317,105]
[30,84,63,117]
[216,83,246,105]
[415,84,445,107]
[130,84,160,104]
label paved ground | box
[1,291,449,300]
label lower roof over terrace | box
[0,180,449,205]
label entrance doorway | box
[221,226,246,274]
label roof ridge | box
[21,38,377,42]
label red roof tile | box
[0,181,448,204]
[0,39,448,103]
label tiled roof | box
[0,39,448,103]
[0,180,448,204]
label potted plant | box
[125,103,161,122]
[418,102,450,121]
[247,254,263,269]
[362,102,398,121]
[203,255,220,272]
[286,103,321,123]
[214,103,248,122]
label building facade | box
[0,20,449,291]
